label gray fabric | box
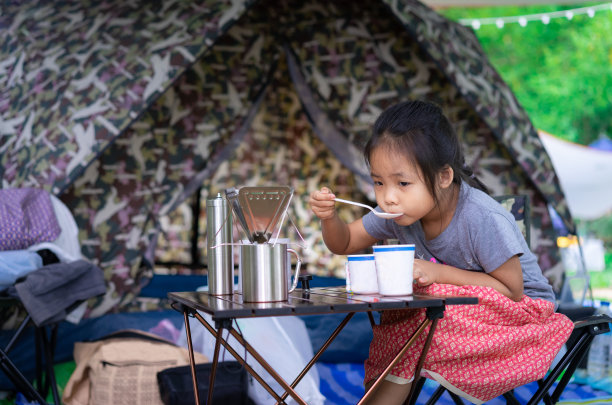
[12,260,106,326]
[362,182,555,303]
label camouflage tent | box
[0,0,574,321]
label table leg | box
[367,311,377,328]
[183,309,201,405]
[279,312,355,403]
[224,326,308,405]
[406,317,440,401]
[358,317,433,405]
[207,322,224,405]
[191,312,286,403]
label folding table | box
[169,286,478,405]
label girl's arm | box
[413,256,524,301]
[309,188,378,255]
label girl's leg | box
[363,379,412,405]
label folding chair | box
[408,194,608,405]
[0,297,61,405]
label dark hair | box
[364,100,488,203]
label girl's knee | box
[362,379,412,405]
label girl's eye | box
[373,181,383,186]
[399,182,409,187]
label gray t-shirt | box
[362,182,555,303]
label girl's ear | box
[438,165,454,189]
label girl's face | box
[369,146,436,226]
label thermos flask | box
[206,193,233,295]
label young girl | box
[309,100,573,404]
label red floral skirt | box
[364,284,574,403]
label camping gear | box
[176,310,327,405]
[206,194,233,295]
[8,260,106,327]
[157,361,249,405]
[0,188,61,251]
[62,329,208,405]
[169,288,478,405]
[346,254,378,294]
[224,188,255,244]
[228,186,294,244]
[333,198,402,219]
[372,244,415,296]
[240,242,301,302]
[0,0,578,323]
[0,296,60,405]
[226,186,299,302]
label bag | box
[157,361,249,405]
[62,329,209,405]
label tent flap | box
[0,0,254,193]
[1,0,575,318]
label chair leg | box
[1,314,49,404]
[34,327,45,396]
[448,391,465,405]
[528,330,594,405]
[406,377,425,405]
[424,385,452,405]
[39,324,61,405]
[0,349,48,404]
[412,381,465,405]
[503,390,522,405]
[549,336,593,404]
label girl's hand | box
[309,187,337,220]
[413,259,439,287]
[412,256,524,301]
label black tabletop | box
[168,287,478,320]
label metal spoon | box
[333,197,403,219]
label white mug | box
[373,244,415,296]
[346,254,378,294]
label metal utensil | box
[224,187,255,243]
[333,197,403,219]
[238,186,293,243]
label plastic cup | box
[372,244,415,296]
[346,254,379,294]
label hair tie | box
[462,163,476,179]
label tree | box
[440,4,612,145]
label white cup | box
[346,254,379,294]
[373,244,415,296]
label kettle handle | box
[287,248,302,293]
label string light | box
[460,2,612,29]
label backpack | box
[62,329,208,405]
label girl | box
[309,100,573,404]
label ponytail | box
[461,163,489,194]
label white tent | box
[539,131,612,220]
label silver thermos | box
[206,193,233,295]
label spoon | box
[333,197,403,219]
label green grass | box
[0,361,76,405]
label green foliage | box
[440,3,612,144]
[578,214,612,249]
